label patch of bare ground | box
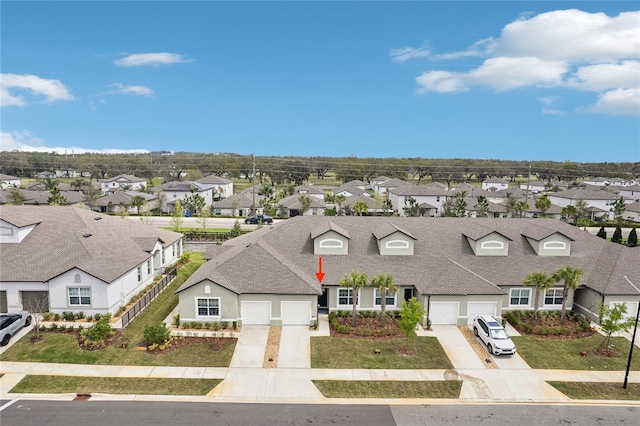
[263,326,281,368]
[458,326,498,369]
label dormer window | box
[523,230,573,256]
[373,223,416,255]
[311,221,351,255]
[463,226,511,256]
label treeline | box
[0,151,638,184]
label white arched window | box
[385,240,409,249]
[74,274,82,283]
[204,285,211,294]
[543,241,566,250]
[480,240,504,250]
[319,238,343,249]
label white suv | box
[473,315,516,356]
[0,311,32,346]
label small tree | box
[403,197,422,217]
[197,207,210,230]
[183,189,206,215]
[130,195,146,215]
[340,271,369,327]
[372,274,398,328]
[24,296,49,342]
[47,187,68,205]
[334,194,346,216]
[116,205,129,219]
[474,195,489,218]
[8,188,26,205]
[229,219,243,238]
[230,195,241,217]
[171,200,184,230]
[352,201,369,216]
[144,321,171,346]
[399,297,425,345]
[596,225,607,239]
[522,271,554,326]
[628,228,638,247]
[298,194,312,215]
[598,302,635,355]
[452,191,468,217]
[139,206,154,226]
[157,191,168,215]
[610,197,627,226]
[611,225,623,244]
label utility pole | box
[251,154,256,215]
[623,276,639,389]
[524,163,532,206]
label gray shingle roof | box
[0,206,182,283]
[102,174,146,183]
[372,222,416,240]
[196,174,233,185]
[310,221,351,240]
[179,216,640,297]
[278,194,327,209]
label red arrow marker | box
[315,257,325,283]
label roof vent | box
[94,217,102,221]
[82,233,92,238]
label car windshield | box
[490,329,509,340]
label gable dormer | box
[523,230,573,256]
[463,225,511,256]
[310,221,351,255]
[0,219,38,244]
[373,222,416,255]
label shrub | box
[336,324,352,334]
[58,324,67,331]
[505,311,520,326]
[53,313,60,321]
[232,321,237,330]
[212,322,219,331]
[180,252,191,264]
[62,311,75,321]
[173,314,180,327]
[85,315,93,322]
[75,311,84,320]
[86,317,112,342]
[221,321,228,330]
[521,323,533,333]
[193,322,202,330]
[143,322,171,345]
[42,312,53,321]
[50,323,58,330]
[203,322,211,329]
[536,326,550,336]
[328,312,336,321]
[93,313,102,321]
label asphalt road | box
[0,400,638,426]
[124,216,276,230]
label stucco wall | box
[177,279,239,322]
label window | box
[436,196,440,202]
[68,287,91,306]
[172,244,175,257]
[162,249,165,264]
[338,288,354,306]
[197,298,219,317]
[480,241,504,250]
[137,266,142,282]
[374,289,396,307]
[74,274,81,283]
[147,260,151,275]
[385,240,409,249]
[544,288,564,305]
[319,238,343,248]
[510,288,530,306]
[543,241,566,250]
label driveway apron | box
[229,326,269,368]
[278,326,310,368]
[432,325,485,369]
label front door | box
[404,288,413,302]
[318,288,328,313]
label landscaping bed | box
[312,380,461,399]
[505,310,593,338]
[11,376,221,396]
[328,311,405,338]
[547,382,640,400]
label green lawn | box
[0,253,235,367]
[512,334,640,370]
[313,380,461,399]
[548,382,640,400]
[310,337,453,369]
[11,375,221,396]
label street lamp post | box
[623,276,640,389]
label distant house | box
[342,179,368,190]
[36,171,56,179]
[154,181,215,213]
[211,194,260,217]
[100,174,147,194]
[0,206,183,315]
[343,195,384,213]
[373,178,411,195]
[387,185,449,217]
[196,175,233,199]
[548,187,633,220]
[617,184,640,201]
[278,194,327,217]
[369,176,391,192]
[482,178,509,191]
[624,201,640,222]
[55,169,81,178]
[519,181,551,192]
[0,174,20,188]
[293,185,325,200]
[0,189,85,206]
[584,177,636,187]
[332,184,370,198]
[92,191,157,214]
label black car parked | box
[244,214,274,225]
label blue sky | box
[1,1,639,162]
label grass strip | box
[11,375,221,396]
[548,381,640,400]
[312,380,461,399]
[311,337,453,369]
[512,335,640,370]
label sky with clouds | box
[1,1,638,162]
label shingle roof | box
[294,185,324,195]
[310,221,351,240]
[0,206,182,283]
[155,181,212,192]
[332,184,369,196]
[389,185,449,196]
[550,187,621,201]
[372,222,416,240]
[179,216,640,297]
[102,174,146,183]
[278,194,327,209]
[213,194,256,209]
[344,195,381,209]
[196,174,233,185]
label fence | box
[182,230,251,242]
[120,268,178,329]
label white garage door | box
[610,301,639,319]
[429,302,459,325]
[467,302,498,325]
[281,301,311,325]
[241,301,271,325]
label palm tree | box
[334,194,347,215]
[340,271,369,327]
[474,195,489,218]
[130,195,146,215]
[352,201,369,216]
[372,274,398,327]
[535,195,551,217]
[522,272,554,326]
[552,266,583,324]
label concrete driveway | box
[278,326,310,368]
[229,326,269,368]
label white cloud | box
[406,9,640,115]
[114,52,192,67]
[1,73,74,107]
[542,108,564,115]
[390,45,431,62]
[0,130,150,154]
[539,96,560,105]
[107,83,154,97]
[582,88,640,116]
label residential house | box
[342,179,368,190]
[196,175,234,199]
[0,206,183,315]
[278,194,327,217]
[373,178,411,195]
[617,184,640,202]
[175,216,639,327]
[482,178,509,191]
[0,189,85,206]
[584,177,636,187]
[332,184,370,198]
[211,194,260,217]
[36,171,56,179]
[343,195,384,214]
[387,185,449,216]
[293,185,325,200]
[0,174,20,188]
[548,187,633,220]
[91,191,157,214]
[519,181,552,192]
[369,176,391,192]
[100,174,148,194]
[623,201,640,222]
[154,181,215,213]
[55,169,81,178]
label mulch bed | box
[146,337,236,354]
[511,315,594,339]
[329,316,405,339]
